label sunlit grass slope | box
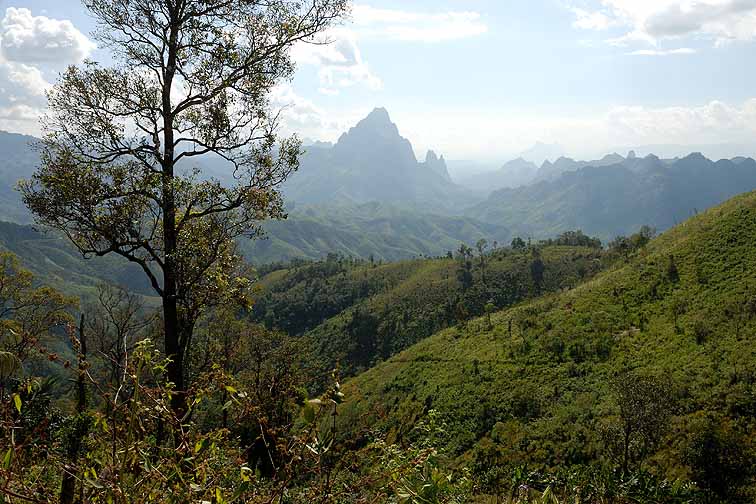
[340,191,756,475]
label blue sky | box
[2,0,756,162]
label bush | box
[686,419,756,503]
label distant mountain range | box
[468,152,756,241]
[457,152,643,195]
[2,108,756,267]
[457,158,540,193]
[0,116,505,268]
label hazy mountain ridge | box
[0,127,501,267]
[0,130,38,223]
[457,157,540,193]
[468,152,756,241]
[3,115,756,263]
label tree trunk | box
[60,314,87,504]
[622,427,631,477]
[163,286,185,416]
[161,12,186,419]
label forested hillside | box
[243,202,510,263]
[0,221,153,297]
[339,190,756,501]
[251,234,611,385]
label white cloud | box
[1,7,95,64]
[352,5,488,42]
[292,4,487,94]
[569,0,756,47]
[293,30,382,94]
[572,8,616,30]
[0,8,94,135]
[291,5,487,95]
[627,47,696,56]
[0,103,43,134]
[0,54,49,101]
[269,83,355,140]
[0,44,51,132]
[603,99,756,146]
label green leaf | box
[303,404,315,424]
[12,394,21,414]
[2,447,12,469]
[0,351,21,378]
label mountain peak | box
[334,107,405,152]
[339,107,401,142]
[364,107,392,125]
[682,152,710,163]
[423,150,451,181]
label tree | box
[609,235,631,260]
[607,372,673,475]
[484,301,495,330]
[85,283,155,387]
[347,308,380,368]
[476,239,488,282]
[0,253,75,371]
[456,244,474,291]
[686,419,756,503]
[529,248,545,294]
[21,0,349,415]
[475,239,488,258]
[634,225,656,248]
[667,254,680,282]
[511,237,526,250]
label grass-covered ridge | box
[339,190,756,497]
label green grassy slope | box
[339,190,756,477]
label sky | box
[2,0,756,163]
